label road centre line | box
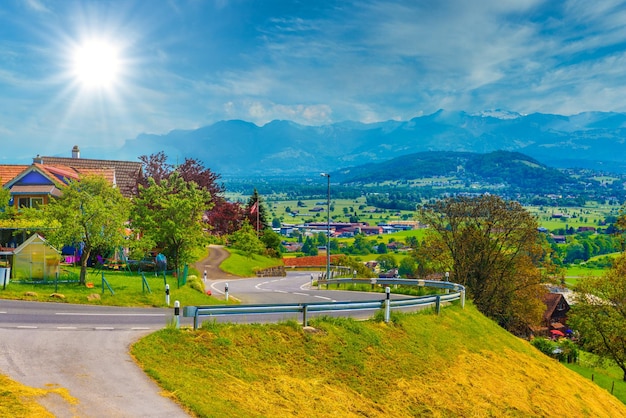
[293,292,308,296]
[17,326,37,329]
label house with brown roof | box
[33,145,142,198]
[3,163,115,209]
[542,292,570,335]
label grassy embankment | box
[131,303,626,417]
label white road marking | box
[0,311,7,314]
[314,295,335,301]
[17,326,37,329]
[55,313,166,316]
[131,327,151,330]
[94,327,115,330]
[293,292,308,296]
[275,290,288,294]
[57,327,77,330]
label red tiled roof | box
[36,156,142,197]
[0,165,29,186]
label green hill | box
[132,304,626,417]
[333,150,580,195]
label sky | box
[3,0,626,163]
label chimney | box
[72,145,80,159]
[33,154,43,164]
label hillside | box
[131,304,626,417]
[333,150,580,195]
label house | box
[541,293,571,336]
[4,163,116,209]
[32,145,142,198]
[550,234,566,244]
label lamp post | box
[321,173,331,280]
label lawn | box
[0,266,220,307]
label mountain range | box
[118,109,626,176]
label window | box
[17,197,44,209]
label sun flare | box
[72,39,121,89]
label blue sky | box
[3,0,626,163]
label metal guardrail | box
[183,278,465,330]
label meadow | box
[131,303,626,417]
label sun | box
[72,39,121,89]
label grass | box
[564,352,626,403]
[0,374,77,417]
[0,267,222,308]
[219,249,283,276]
[131,303,626,417]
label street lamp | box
[321,173,331,280]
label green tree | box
[301,237,318,256]
[131,172,211,272]
[0,188,10,213]
[260,229,283,257]
[398,256,417,278]
[246,189,269,232]
[569,253,626,381]
[229,221,265,257]
[44,175,130,285]
[418,195,546,334]
[376,254,398,272]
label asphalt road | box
[0,267,404,417]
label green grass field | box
[131,303,626,417]
[0,266,220,307]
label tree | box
[0,188,10,214]
[398,256,417,278]
[246,189,269,232]
[569,253,626,381]
[260,229,283,257]
[228,221,265,257]
[376,254,398,272]
[44,175,130,285]
[301,237,318,256]
[139,152,241,236]
[418,195,546,334]
[131,172,211,272]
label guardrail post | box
[174,300,180,329]
[225,282,229,301]
[435,295,441,314]
[384,286,391,323]
[461,290,465,308]
[302,304,308,327]
[165,284,170,306]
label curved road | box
[0,246,401,417]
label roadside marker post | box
[165,284,170,306]
[225,283,229,301]
[384,286,391,323]
[203,270,207,281]
[174,300,180,329]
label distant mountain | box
[117,110,626,176]
[332,150,581,195]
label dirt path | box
[193,245,238,280]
